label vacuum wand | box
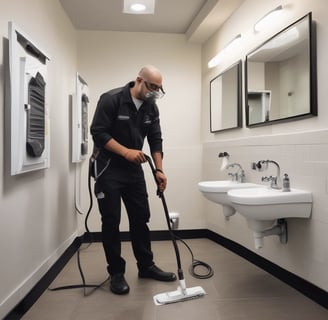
[145,155,206,304]
[145,155,185,284]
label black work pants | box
[95,172,154,276]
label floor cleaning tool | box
[145,155,206,305]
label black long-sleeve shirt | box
[90,81,163,174]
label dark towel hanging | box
[26,72,46,157]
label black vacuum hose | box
[49,154,213,295]
[145,155,213,280]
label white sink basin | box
[227,186,313,249]
[227,187,312,221]
[198,180,261,219]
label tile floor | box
[21,239,327,320]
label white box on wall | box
[7,22,50,175]
[72,73,89,162]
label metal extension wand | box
[145,155,206,305]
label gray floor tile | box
[21,239,328,320]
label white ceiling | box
[59,0,244,43]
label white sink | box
[198,180,261,219]
[227,187,312,220]
[227,186,312,249]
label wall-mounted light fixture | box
[208,34,241,69]
[254,5,283,32]
[264,26,299,49]
[123,0,155,14]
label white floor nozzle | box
[153,285,206,305]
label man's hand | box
[105,139,146,164]
[124,149,147,164]
[155,171,167,192]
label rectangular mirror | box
[210,60,242,132]
[245,12,317,127]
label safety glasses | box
[143,79,165,99]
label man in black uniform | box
[90,65,176,295]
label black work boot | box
[110,273,130,295]
[139,265,176,282]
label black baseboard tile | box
[205,229,328,310]
[81,229,209,243]
[3,236,82,320]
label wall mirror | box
[245,12,317,127]
[210,60,242,132]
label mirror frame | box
[210,60,242,132]
[245,12,317,127]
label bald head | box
[131,65,164,101]
[138,65,162,84]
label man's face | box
[137,77,165,101]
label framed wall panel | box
[7,22,50,175]
[72,73,89,163]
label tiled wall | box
[202,129,328,291]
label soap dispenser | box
[218,152,230,171]
[282,173,290,192]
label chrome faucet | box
[226,163,246,183]
[252,160,281,189]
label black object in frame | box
[26,72,46,158]
[80,93,89,157]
